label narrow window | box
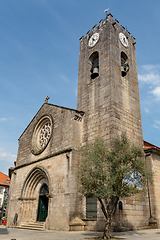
[119,201,123,210]
[89,52,99,80]
[86,196,97,220]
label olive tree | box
[78,134,153,239]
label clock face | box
[119,33,128,47]
[88,33,99,47]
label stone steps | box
[15,222,45,231]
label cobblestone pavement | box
[0,226,160,240]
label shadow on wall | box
[94,200,135,232]
[0,227,8,235]
[112,195,150,232]
[112,201,134,232]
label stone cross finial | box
[45,95,50,103]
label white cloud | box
[58,74,70,83]
[150,87,160,100]
[139,73,160,85]
[155,120,160,124]
[140,64,160,73]
[139,64,160,101]
[138,64,160,85]
[0,118,7,121]
[153,120,160,129]
[0,148,16,164]
[144,107,150,113]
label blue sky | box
[1,0,160,175]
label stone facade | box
[7,13,160,231]
[7,104,84,230]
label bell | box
[121,67,126,77]
[121,66,126,72]
[91,67,99,79]
[121,64,129,77]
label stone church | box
[7,13,160,231]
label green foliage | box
[78,134,153,200]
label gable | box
[16,103,84,167]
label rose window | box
[31,115,53,155]
[39,122,51,149]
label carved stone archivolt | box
[31,115,53,155]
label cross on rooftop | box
[45,95,50,103]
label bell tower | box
[77,13,143,146]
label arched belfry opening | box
[121,52,129,77]
[89,51,99,79]
[20,167,50,222]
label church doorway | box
[37,184,49,222]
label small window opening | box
[89,52,99,79]
[121,52,129,77]
[119,201,123,210]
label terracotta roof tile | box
[0,172,10,186]
[143,140,160,152]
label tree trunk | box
[103,216,112,239]
[98,197,119,239]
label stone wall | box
[146,152,160,226]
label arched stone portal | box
[20,167,50,223]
